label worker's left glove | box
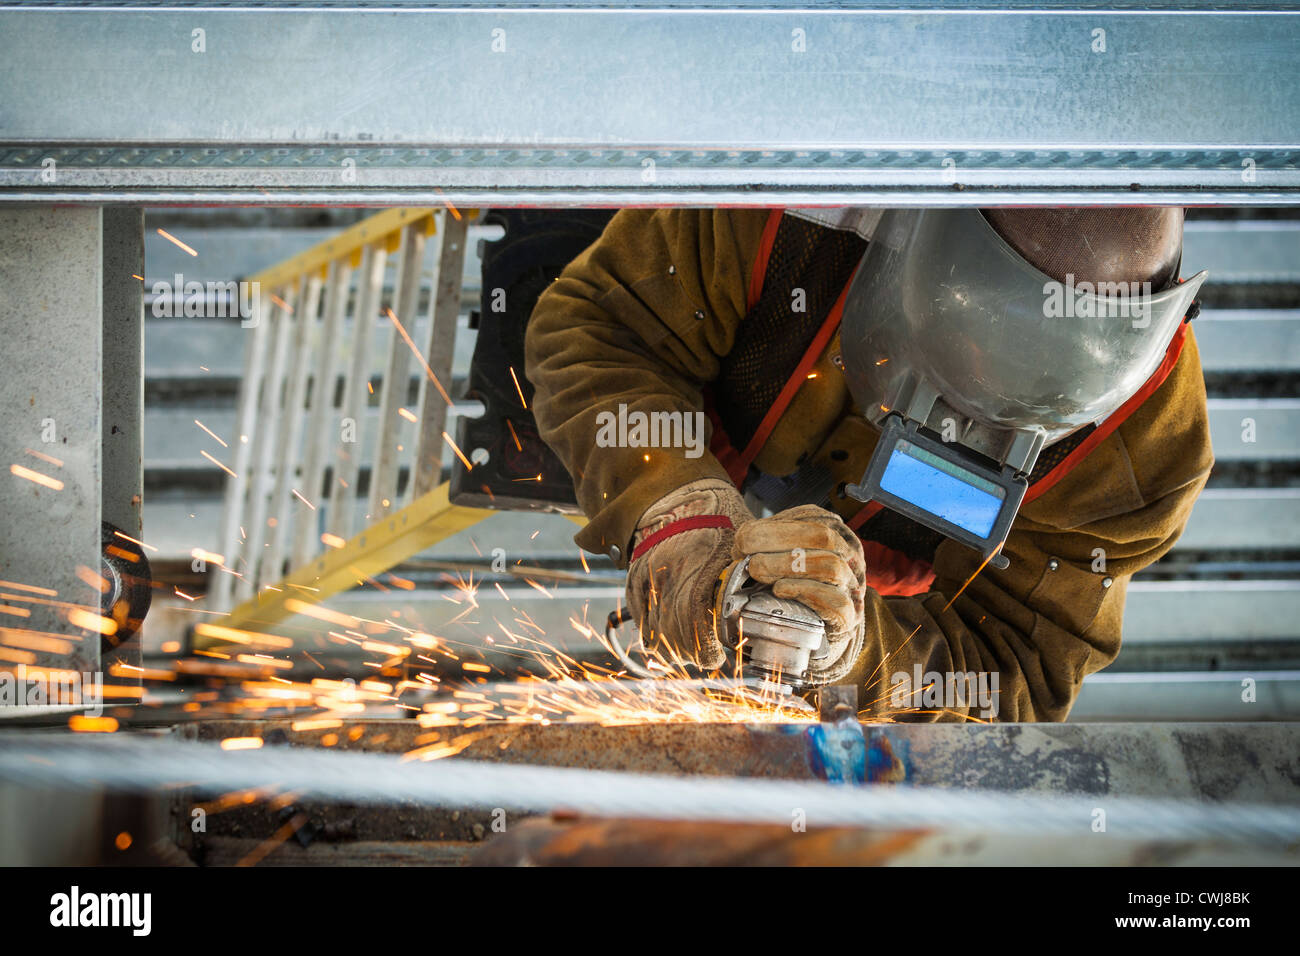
[732,504,868,685]
[625,478,755,671]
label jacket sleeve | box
[525,208,771,563]
[845,328,1215,722]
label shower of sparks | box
[0,482,997,846]
[156,228,197,257]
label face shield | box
[840,208,1207,568]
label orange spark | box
[10,464,63,490]
[156,228,197,256]
[113,530,158,553]
[201,450,236,477]
[0,579,56,597]
[69,716,119,733]
[509,367,528,409]
[505,418,523,452]
[941,547,1000,614]
[75,565,111,593]
[24,448,63,468]
[386,307,452,404]
[67,608,116,635]
[443,431,472,470]
[195,419,229,448]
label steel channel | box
[1,6,1298,203]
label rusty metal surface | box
[877,722,1300,805]
[179,719,870,782]
[179,720,1300,803]
[197,838,477,868]
[472,817,1300,867]
[474,818,934,867]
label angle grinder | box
[604,556,826,698]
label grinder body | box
[716,556,826,694]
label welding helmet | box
[840,207,1206,567]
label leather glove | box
[732,504,868,685]
[625,478,754,670]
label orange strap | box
[724,262,862,486]
[862,541,936,597]
[843,319,1192,596]
[708,209,786,484]
[847,500,883,532]
[747,209,784,312]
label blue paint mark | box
[864,729,912,784]
[804,722,867,784]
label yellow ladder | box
[210,207,495,633]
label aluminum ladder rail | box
[210,208,478,620]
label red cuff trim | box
[631,515,734,563]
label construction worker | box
[524,207,1211,721]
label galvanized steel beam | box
[1,3,1298,205]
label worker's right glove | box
[625,478,755,670]
[732,504,868,686]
